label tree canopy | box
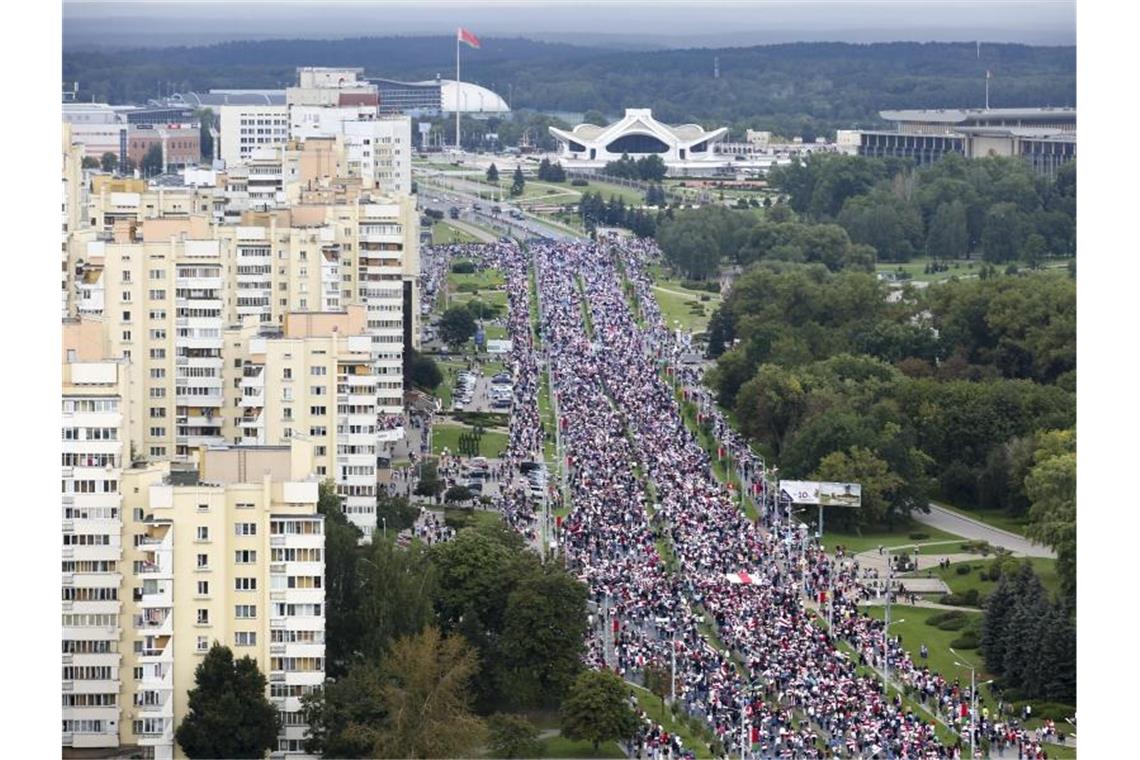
[175,644,280,759]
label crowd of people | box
[408,237,1059,759]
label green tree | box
[445,484,475,504]
[141,143,164,177]
[1024,429,1076,602]
[301,663,387,758]
[733,364,809,458]
[560,670,639,752]
[643,661,673,711]
[413,460,446,501]
[487,163,500,183]
[487,713,542,759]
[175,644,280,759]
[813,446,903,528]
[496,565,589,708]
[317,481,366,678]
[373,627,487,759]
[511,165,525,196]
[376,491,422,533]
[409,349,443,390]
[196,108,216,161]
[358,536,438,661]
[926,200,969,261]
[99,151,118,173]
[439,305,477,350]
[981,202,1025,263]
[81,155,100,169]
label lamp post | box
[951,649,993,760]
[883,617,905,684]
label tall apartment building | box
[219,105,290,168]
[117,440,324,759]
[217,307,382,532]
[68,196,419,468]
[62,321,133,752]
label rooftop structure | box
[549,108,728,167]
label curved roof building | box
[438,80,510,113]
[550,108,727,164]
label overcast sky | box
[64,1,1076,48]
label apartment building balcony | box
[175,297,223,311]
[64,730,121,749]
[175,276,223,291]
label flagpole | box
[451,31,456,149]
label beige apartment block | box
[216,306,383,533]
[117,438,325,759]
[62,321,133,752]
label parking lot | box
[451,368,513,413]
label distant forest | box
[63,37,1075,138]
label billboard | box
[779,480,820,505]
[779,480,861,508]
[820,481,862,508]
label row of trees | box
[537,158,567,182]
[601,153,667,182]
[657,205,875,280]
[705,266,1076,581]
[79,146,165,177]
[579,191,659,238]
[768,153,1076,264]
[303,484,600,757]
[981,563,1076,703]
[65,40,1073,137]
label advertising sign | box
[779,480,862,507]
[779,480,820,505]
[820,481,862,507]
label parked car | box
[449,206,460,219]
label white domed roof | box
[436,80,510,113]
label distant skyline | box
[64,1,1076,49]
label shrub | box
[955,564,972,575]
[700,294,711,302]
[571,178,588,186]
[908,532,930,540]
[926,610,966,627]
[962,588,980,606]
[451,260,476,274]
[1009,701,1076,722]
[950,630,980,649]
[937,594,971,609]
[933,613,968,629]
[978,570,989,582]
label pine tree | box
[980,572,1016,677]
[487,163,500,183]
[175,645,280,758]
[511,166,525,197]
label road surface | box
[913,503,1055,558]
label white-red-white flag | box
[458,28,481,49]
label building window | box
[234,631,257,647]
[196,553,208,569]
[197,580,209,596]
[196,609,209,625]
[235,522,257,536]
[197,636,208,651]
[235,577,257,591]
[196,526,209,541]
[234,550,257,564]
[235,604,257,619]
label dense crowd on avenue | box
[414,238,1058,759]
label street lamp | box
[951,648,993,760]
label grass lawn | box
[930,500,1032,537]
[875,258,982,284]
[863,604,987,681]
[431,423,509,458]
[578,179,649,207]
[819,520,965,556]
[430,221,478,245]
[917,556,1061,600]
[484,323,508,340]
[629,684,714,759]
[449,267,506,290]
[539,735,625,759]
[653,286,717,334]
[442,507,501,532]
